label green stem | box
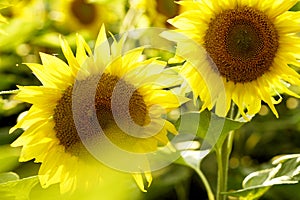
[216,149,223,200]
[216,131,235,200]
[216,104,237,200]
[195,168,215,200]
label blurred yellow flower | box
[49,0,125,35]
[0,0,41,34]
[10,24,183,193]
[0,0,47,51]
[168,0,300,119]
[3,0,46,23]
[122,0,179,30]
[0,2,9,25]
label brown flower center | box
[70,0,97,25]
[204,6,279,83]
[53,74,149,155]
[156,0,179,18]
[156,0,179,27]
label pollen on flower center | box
[227,22,262,58]
[95,73,149,128]
[53,73,149,155]
[204,6,279,83]
[53,86,80,153]
[70,0,96,25]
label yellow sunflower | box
[49,0,124,35]
[168,0,300,119]
[122,0,179,30]
[0,1,10,28]
[10,25,183,193]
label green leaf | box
[224,154,300,200]
[143,165,192,200]
[225,186,270,200]
[173,110,245,170]
[290,1,300,11]
[177,110,245,150]
[0,145,20,172]
[29,183,61,200]
[176,149,211,170]
[0,172,19,183]
[0,175,39,200]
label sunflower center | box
[70,0,96,25]
[53,74,149,155]
[204,6,279,83]
[227,22,262,58]
[156,0,179,18]
[53,86,80,153]
[95,73,149,128]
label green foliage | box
[290,1,300,11]
[0,175,38,200]
[141,165,194,200]
[177,110,245,157]
[225,154,300,200]
[0,172,19,183]
[0,145,20,172]
[0,19,40,52]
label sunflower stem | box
[195,168,215,200]
[216,131,235,200]
[216,104,237,200]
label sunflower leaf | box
[290,1,300,11]
[0,175,39,200]
[224,154,300,200]
[0,172,19,183]
[173,110,245,172]
[0,145,20,172]
[176,110,245,151]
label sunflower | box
[0,0,46,37]
[10,25,183,193]
[123,0,179,30]
[168,0,300,119]
[0,1,11,30]
[49,0,124,35]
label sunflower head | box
[204,6,279,83]
[49,0,124,35]
[126,0,179,28]
[168,0,300,119]
[10,24,185,193]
